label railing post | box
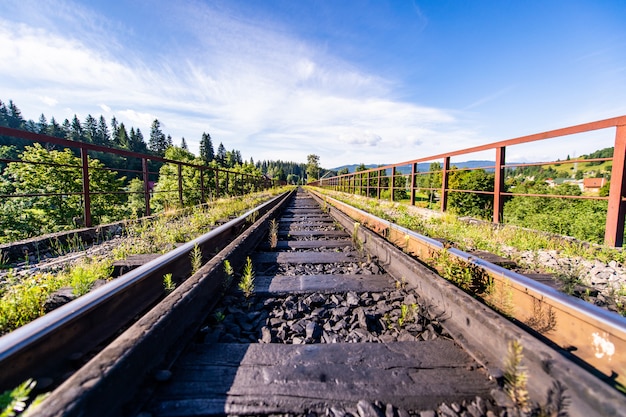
[80,148,92,227]
[177,163,183,207]
[441,157,450,213]
[142,158,151,216]
[390,167,396,201]
[377,169,381,199]
[493,146,506,223]
[410,162,417,206]
[605,125,626,246]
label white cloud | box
[0,1,471,167]
[39,96,58,106]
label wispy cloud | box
[0,0,473,167]
[464,86,516,110]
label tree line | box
[0,99,272,243]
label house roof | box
[583,178,606,188]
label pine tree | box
[166,134,173,149]
[199,132,214,165]
[110,116,119,140]
[95,115,110,146]
[149,119,168,156]
[117,123,130,150]
[84,114,98,144]
[181,137,188,150]
[70,115,84,142]
[38,114,48,134]
[48,117,64,138]
[133,128,147,153]
[216,142,227,166]
[7,100,24,129]
[62,119,71,140]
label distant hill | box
[330,160,496,174]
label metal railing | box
[0,126,276,230]
[310,116,626,246]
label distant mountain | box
[330,160,496,174]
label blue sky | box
[1,0,625,168]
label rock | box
[261,326,272,343]
[418,411,436,417]
[305,321,321,340]
[346,291,360,306]
[357,400,385,417]
[44,287,76,313]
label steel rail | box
[307,189,626,389]
[0,190,293,391]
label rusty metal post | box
[177,163,183,207]
[377,169,381,199]
[390,167,396,201]
[493,146,506,223]
[441,157,450,213]
[410,162,417,206]
[605,125,626,246]
[215,168,220,198]
[80,148,92,227]
[359,172,363,195]
[142,158,151,216]
[226,171,229,196]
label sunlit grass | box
[0,187,291,335]
[309,187,625,264]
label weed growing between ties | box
[223,260,234,289]
[502,340,570,416]
[0,379,48,416]
[163,273,176,294]
[268,218,279,249]
[190,243,202,275]
[352,222,364,253]
[238,257,255,298]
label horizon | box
[1,1,625,168]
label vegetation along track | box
[1,189,624,416]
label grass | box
[0,187,292,336]
[310,187,625,265]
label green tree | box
[152,146,203,210]
[149,119,168,156]
[306,154,320,181]
[1,144,126,240]
[199,132,215,165]
[95,115,110,146]
[216,142,227,166]
[129,128,148,153]
[84,114,98,144]
[447,169,494,219]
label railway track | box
[0,189,624,416]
